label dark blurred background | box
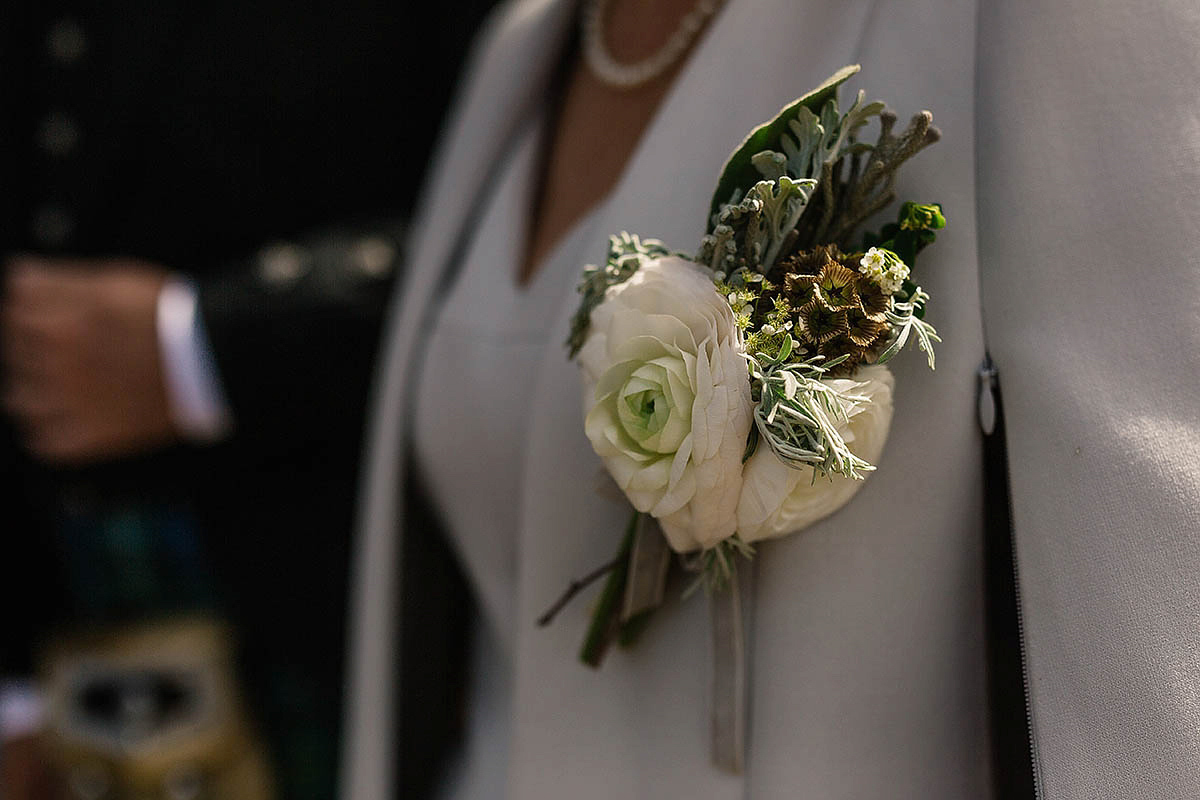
[0,1,494,797]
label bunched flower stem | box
[535,511,661,668]
[577,511,642,667]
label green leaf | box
[873,323,911,365]
[708,65,861,225]
[742,423,760,464]
[776,330,794,362]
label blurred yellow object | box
[40,617,274,800]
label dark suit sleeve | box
[194,219,404,455]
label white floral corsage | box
[541,65,946,771]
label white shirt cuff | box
[0,680,45,741]
[157,277,234,442]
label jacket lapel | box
[342,1,578,797]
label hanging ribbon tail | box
[710,564,748,775]
[622,516,671,621]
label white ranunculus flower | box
[577,256,752,552]
[736,365,894,543]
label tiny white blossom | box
[879,274,902,294]
[860,247,887,274]
[860,247,909,295]
[882,260,910,294]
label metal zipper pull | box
[978,356,999,436]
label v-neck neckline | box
[513,0,734,291]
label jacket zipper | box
[978,356,1043,799]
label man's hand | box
[0,733,61,800]
[2,257,177,464]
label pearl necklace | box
[582,0,727,90]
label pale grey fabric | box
[976,3,1200,797]
[346,0,1200,797]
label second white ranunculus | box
[577,256,752,552]
[736,365,894,543]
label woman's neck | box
[520,0,719,285]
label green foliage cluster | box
[700,66,877,276]
[697,176,816,275]
[724,198,947,383]
[743,334,875,480]
[727,199,947,495]
[705,74,949,510]
[863,201,946,320]
[701,65,941,282]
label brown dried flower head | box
[768,243,897,375]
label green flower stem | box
[580,510,641,668]
[617,607,657,649]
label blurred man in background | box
[0,1,493,797]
